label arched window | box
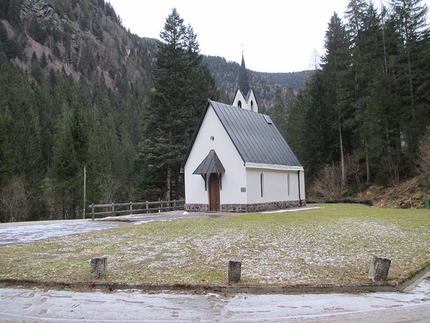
[286,174,290,196]
[251,100,254,111]
[238,100,242,108]
[260,172,264,198]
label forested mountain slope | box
[204,56,308,113]
[0,0,307,222]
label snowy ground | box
[0,210,245,246]
[0,220,126,246]
[1,206,429,286]
[0,208,311,247]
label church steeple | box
[232,52,258,113]
[238,53,250,96]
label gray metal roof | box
[193,150,226,174]
[210,100,302,167]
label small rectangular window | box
[263,115,273,124]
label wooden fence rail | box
[88,200,185,220]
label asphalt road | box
[1,280,430,322]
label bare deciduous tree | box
[0,176,28,222]
[417,128,430,175]
[310,163,345,200]
[310,154,365,200]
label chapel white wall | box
[184,105,247,205]
[245,168,303,204]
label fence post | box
[368,255,391,281]
[146,201,149,213]
[91,203,95,220]
[90,256,107,279]
[112,202,115,216]
[174,199,176,210]
[228,258,242,283]
[130,201,133,215]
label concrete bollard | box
[368,255,391,281]
[228,257,242,283]
[90,256,107,279]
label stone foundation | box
[185,200,306,213]
[185,204,209,212]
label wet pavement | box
[1,280,430,322]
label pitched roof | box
[193,150,225,174]
[209,100,302,167]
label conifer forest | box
[1,0,430,222]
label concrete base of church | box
[185,200,306,213]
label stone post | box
[368,255,391,281]
[228,257,242,283]
[90,256,107,279]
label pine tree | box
[389,0,430,162]
[270,94,288,136]
[345,0,386,182]
[0,114,13,188]
[288,71,339,184]
[321,12,352,186]
[136,8,219,201]
[52,103,89,219]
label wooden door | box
[209,173,220,211]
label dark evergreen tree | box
[135,8,219,201]
[270,94,288,136]
[52,104,89,219]
[0,114,13,188]
[389,0,430,165]
[321,12,352,185]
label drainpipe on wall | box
[298,170,302,207]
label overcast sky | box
[107,0,430,73]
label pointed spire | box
[238,53,250,96]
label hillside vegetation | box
[285,0,430,202]
[0,0,306,222]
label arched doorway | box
[209,173,220,211]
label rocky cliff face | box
[3,0,157,90]
[21,0,60,28]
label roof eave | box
[244,163,304,171]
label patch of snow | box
[262,206,322,214]
[0,221,124,246]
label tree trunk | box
[338,115,345,187]
[166,166,171,201]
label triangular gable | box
[232,88,259,112]
[181,100,213,171]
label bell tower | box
[232,53,259,112]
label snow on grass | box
[1,204,430,287]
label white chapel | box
[182,55,305,212]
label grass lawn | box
[1,204,430,287]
